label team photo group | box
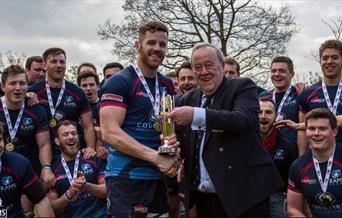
[1,20,342,218]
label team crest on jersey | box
[332,170,341,179]
[284,97,297,107]
[81,163,94,175]
[21,117,34,131]
[2,176,13,186]
[0,176,16,192]
[63,95,76,107]
[274,149,285,160]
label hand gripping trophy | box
[158,91,177,155]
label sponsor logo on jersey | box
[301,176,316,184]
[64,96,76,107]
[311,96,325,103]
[0,176,16,192]
[137,109,157,130]
[0,197,7,218]
[136,89,149,98]
[21,117,34,131]
[274,149,285,160]
[134,203,148,213]
[81,163,94,175]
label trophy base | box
[158,145,176,155]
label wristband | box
[64,191,72,201]
[41,163,51,170]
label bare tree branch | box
[97,0,297,84]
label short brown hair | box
[138,21,168,42]
[305,108,337,129]
[175,60,192,79]
[77,62,97,74]
[42,47,66,62]
[224,56,240,75]
[103,62,124,74]
[2,64,28,84]
[319,39,342,58]
[25,56,43,70]
[271,56,294,72]
[77,70,100,86]
[55,120,78,136]
[259,96,276,111]
[165,71,177,78]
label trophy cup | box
[158,92,177,155]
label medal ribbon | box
[321,79,342,115]
[272,85,292,121]
[312,145,335,193]
[1,97,25,140]
[46,80,65,117]
[132,64,160,117]
[61,151,81,185]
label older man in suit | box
[169,42,283,218]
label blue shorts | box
[106,176,168,217]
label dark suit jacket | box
[177,77,283,217]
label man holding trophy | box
[100,21,180,217]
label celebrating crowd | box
[1,20,342,218]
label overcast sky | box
[0,0,341,82]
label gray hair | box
[191,42,224,63]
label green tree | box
[98,0,297,83]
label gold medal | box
[49,118,57,128]
[154,120,162,132]
[318,192,335,207]
[5,142,14,152]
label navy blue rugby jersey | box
[299,81,342,143]
[288,145,342,217]
[260,86,300,142]
[29,80,91,156]
[51,154,106,218]
[0,152,40,218]
[0,99,48,173]
[100,65,175,180]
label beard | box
[259,120,274,137]
[60,143,80,159]
[139,46,164,71]
[181,84,197,93]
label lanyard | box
[272,85,292,121]
[1,97,24,140]
[132,64,160,117]
[61,151,81,185]
[312,146,335,193]
[46,80,65,117]
[321,79,342,115]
